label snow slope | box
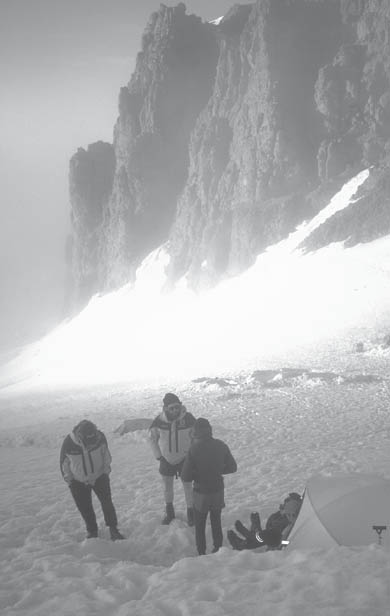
[2,168,390,393]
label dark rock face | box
[67,0,390,308]
[99,3,219,290]
[168,0,348,285]
[68,141,115,308]
[300,167,390,252]
[300,0,390,252]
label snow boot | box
[227,530,246,551]
[162,502,175,525]
[187,507,194,527]
[250,512,261,533]
[109,527,125,541]
[235,519,251,539]
[86,529,98,539]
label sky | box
[0,0,248,352]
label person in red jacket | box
[181,417,237,555]
[60,419,124,541]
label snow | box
[3,168,390,393]
[1,372,390,615]
[209,16,224,26]
[1,170,390,614]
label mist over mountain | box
[67,0,390,312]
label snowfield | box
[1,170,390,614]
[1,363,390,616]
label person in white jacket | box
[149,393,196,525]
[60,419,124,540]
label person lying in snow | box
[60,419,125,541]
[227,492,302,551]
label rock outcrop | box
[67,0,390,309]
[168,0,348,286]
[68,141,115,308]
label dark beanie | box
[75,419,97,436]
[193,417,212,438]
[163,392,181,406]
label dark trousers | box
[194,508,223,555]
[69,473,117,533]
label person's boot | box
[227,530,246,551]
[235,519,251,539]
[162,503,175,525]
[187,507,194,527]
[109,526,125,541]
[250,512,261,533]
[86,529,98,539]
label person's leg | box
[194,508,208,555]
[69,480,97,536]
[161,475,175,523]
[93,474,125,540]
[181,479,194,525]
[210,509,223,552]
[182,480,194,508]
[250,512,262,533]
[93,474,118,528]
[227,529,247,550]
[235,519,252,539]
[161,474,174,504]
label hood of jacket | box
[193,417,212,440]
[71,420,100,449]
[161,404,187,423]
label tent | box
[287,473,390,549]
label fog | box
[0,0,239,353]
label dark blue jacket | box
[181,436,237,493]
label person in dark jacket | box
[60,419,124,541]
[181,417,237,555]
[149,393,196,525]
[227,492,302,551]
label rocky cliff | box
[68,0,390,309]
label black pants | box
[69,473,117,533]
[194,508,223,555]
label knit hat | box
[287,492,301,502]
[75,420,98,445]
[163,393,181,406]
[193,417,212,439]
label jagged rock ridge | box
[68,0,390,310]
